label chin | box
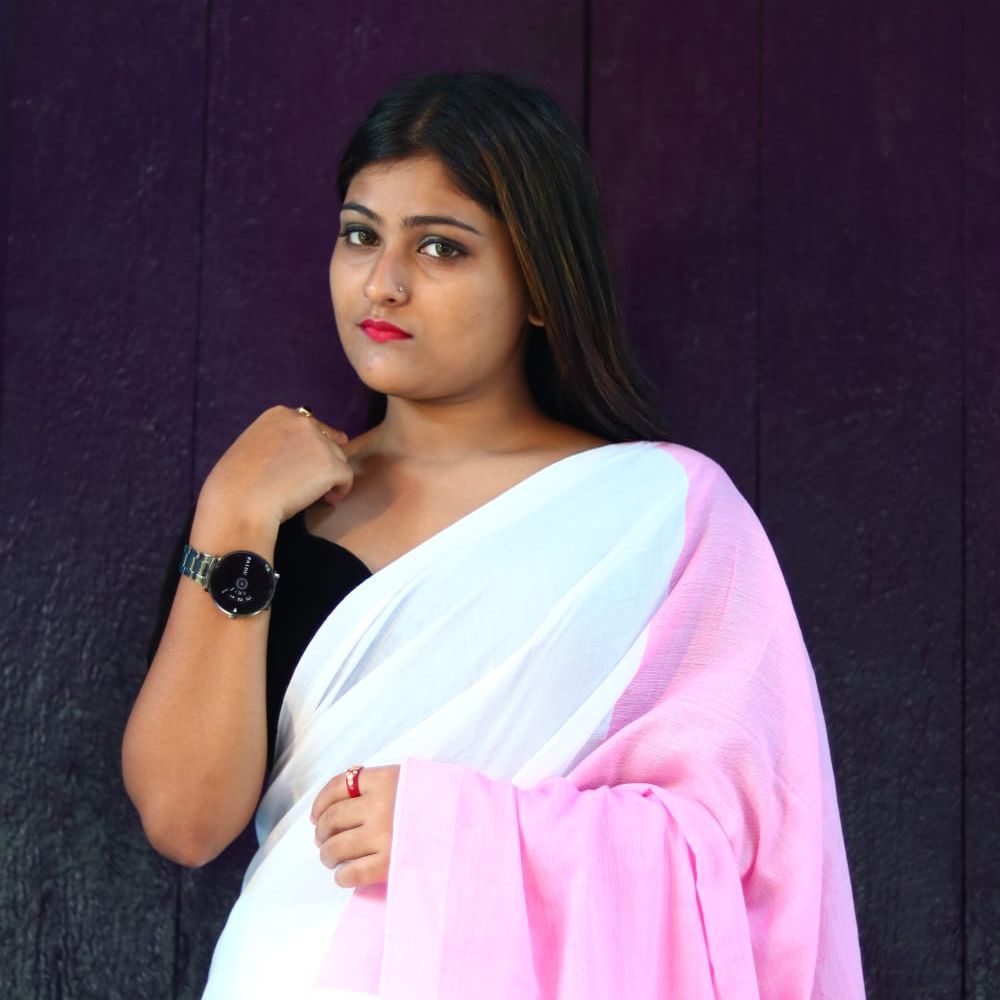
[349,363,427,401]
[342,342,487,404]
[358,373,468,407]
[342,344,401,389]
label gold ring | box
[296,406,312,417]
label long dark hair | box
[338,72,667,443]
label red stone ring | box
[345,765,364,798]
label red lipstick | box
[360,319,412,343]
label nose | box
[363,248,410,307]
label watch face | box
[208,551,276,617]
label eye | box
[419,238,465,260]
[339,224,378,247]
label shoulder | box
[617,440,739,501]
[638,440,730,483]
[633,441,765,542]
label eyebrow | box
[341,201,484,237]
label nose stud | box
[364,279,407,300]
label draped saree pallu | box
[202,442,866,1000]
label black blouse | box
[149,511,373,765]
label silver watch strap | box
[179,543,220,589]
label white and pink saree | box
[202,441,865,999]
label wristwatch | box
[179,543,279,618]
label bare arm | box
[122,406,352,866]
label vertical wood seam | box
[754,0,764,515]
[176,0,216,995]
[0,0,11,429]
[172,875,183,1000]
[582,0,592,147]
[959,0,968,995]
[190,0,214,509]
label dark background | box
[1,2,997,998]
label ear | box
[526,307,544,328]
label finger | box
[309,428,348,463]
[321,461,353,495]
[321,460,354,503]
[333,852,387,889]
[286,404,349,448]
[312,437,353,503]
[314,797,366,843]
[310,770,354,821]
[308,414,350,446]
[321,482,351,506]
[318,824,374,869]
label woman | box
[123,73,865,998]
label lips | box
[360,319,413,343]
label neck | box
[369,388,553,462]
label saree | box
[202,441,865,999]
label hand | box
[311,764,401,888]
[198,405,354,529]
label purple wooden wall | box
[1,2,996,997]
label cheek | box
[470,282,529,347]
[477,256,531,323]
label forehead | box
[343,156,487,219]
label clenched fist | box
[197,405,355,533]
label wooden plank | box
[0,1,206,997]
[177,3,585,995]
[589,0,759,499]
[759,3,963,995]
[963,1,1000,995]
[0,0,7,401]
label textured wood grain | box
[964,2,1000,996]
[759,3,964,996]
[0,1,208,997]
[176,3,586,996]
[1,4,991,998]
[589,0,759,500]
